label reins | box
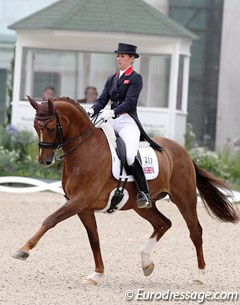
[58,126,96,159]
[36,111,103,160]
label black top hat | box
[114,43,139,58]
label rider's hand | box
[86,108,94,117]
[100,109,115,121]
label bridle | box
[36,111,63,150]
[35,110,97,160]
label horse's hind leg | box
[13,200,80,260]
[169,190,206,285]
[134,204,172,276]
[78,211,104,285]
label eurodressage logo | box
[124,289,239,303]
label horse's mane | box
[52,96,86,114]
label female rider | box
[87,43,162,209]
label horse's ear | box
[27,95,39,111]
[48,99,55,114]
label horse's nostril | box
[39,159,52,166]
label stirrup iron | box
[136,192,152,209]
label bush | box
[185,125,240,190]
[189,147,230,180]
[0,125,61,179]
[218,151,240,190]
[189,147,240,190]
[184,123,197,151]
[0,146,20,174]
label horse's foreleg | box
[134,204,172,276]
[13,200,80,260]
[78,211,104,285]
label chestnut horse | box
[13,96,238,285]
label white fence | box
[0,176,64,194]
[0,176,239,202]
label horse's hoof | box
[12,250,29,260]
[84,272,104,285]
[192,279,204,285]
[193,269,205,285]
[83,278,98,285]
[143,262,154,276]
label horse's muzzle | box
[39,150,55,167]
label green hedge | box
[185,123,240,190]
[0,125,61,179]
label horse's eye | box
[47,128,55,135]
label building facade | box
[8,0,195,145]
[167,0,224,149]
[0,0,57,125]
[1,0,239,150]
[216,0,240,150]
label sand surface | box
[0,192,239,305]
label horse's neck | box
[63,128,111,184]
[63,127,110,170]
[58,104,91,140]
[54,101,109,165]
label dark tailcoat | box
[92,67,162,151]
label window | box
[0,46,14,124]
[20,48,171,108]
[0,69,7,123]
[139,55,171,107]
[20,48,116,101]
[33,72,61,99]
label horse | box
[13,96,239,285]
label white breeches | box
[108,113,140,165]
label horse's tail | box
[193,161,239,223]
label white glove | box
[86,108,94,117]
[100,109,115,121]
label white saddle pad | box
[100,123,159,182]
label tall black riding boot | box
[130,157,152,209]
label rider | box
[86,43,162,209]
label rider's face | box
[117,54,134,71]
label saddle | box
[100,123,159,182]
[108,133,140,213]
[115,133,132,175]
[99,123,159,213]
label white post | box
[182,55,190,113]
[11,36,23,126]
[24,50,34,96]
[168,44,179,140]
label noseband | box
[35,111,95,159]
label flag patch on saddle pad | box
[100,124,159,182]
[144,166,155,174]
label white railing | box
[0,176,239,202]
[0,176,63,194]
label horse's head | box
[28,95,63,166]
[28,95,94,166]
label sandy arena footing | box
[0,192,239,305]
